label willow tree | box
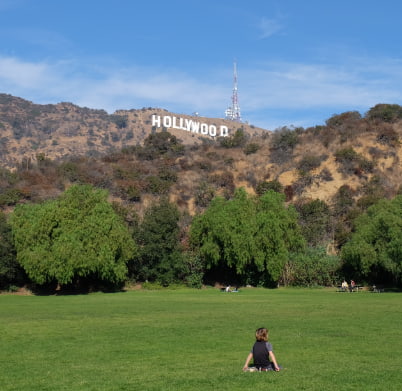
[341,195,402,285]
[189,188,305,286]
[10,185,136,288]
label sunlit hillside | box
[1,95,401,234]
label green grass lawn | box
[1,288,401,391]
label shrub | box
[325,111,361,127]
[136,132,184,160]
[57,161,85,183]
[196,160,212,171]
[356,176,386,210]
[332,185,356,217]
[125,130,134,140]
[110,132,120,142]
[376,126,400,146]
[269,127,299,163]
[145,176,171,195]
[209,172,234,191]
[325,111,364,143]
[281,247,341,287]
[0,188,23,206]
[368,146,384,159]
[110,114,128,129]
[284,185,294,201]
[335,147,374,175]
[183,252,204,288]
[157,167,178,183]
[194,182,215,207]
[219,128,248,148]
[297,155,326,174]
[223,157,235,167]
[318,168,333,182]
[243,142,260,155]
[334,147,359,162]
[126,185,141,202]
[0,168,19,185]
[271,127,299,150]
[366,103,402,122]
[255,180,283,196]
[292,172,315,195]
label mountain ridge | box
[0,93,266,170]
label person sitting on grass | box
[243,327,281,372]
[341,280,349,292]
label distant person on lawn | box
[341,280,349,292]
[243,327,281,372]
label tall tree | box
[341,195,402,285]
[190,189,305,286]
[0,212,25,289]
[135,198,183,285]
[10,185,136,288]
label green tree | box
[281,247,341,287]
[295,199,332,246]
[135,198,184,285]
[0,212,25,289]
[190,189,305,286]
[10,185,136,288]
[341,196,402,285]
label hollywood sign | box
[152,115,229,137]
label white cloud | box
[0,56,228,115]
[258,17,283,39]
[0,57,49,88]
[240,60,402,112]
[1,55,402,130]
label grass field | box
[1,287,401,391]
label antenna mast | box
[225,61,242,122]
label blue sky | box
[1,0,402,130]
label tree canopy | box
[189,189,305,286]
[10,185,136,287]
[341,195,402,285]
[134,198,183,285]
[0,211,25,289]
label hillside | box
[1,94,401,229]
[0,93,264,170]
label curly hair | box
[255,327,268,341]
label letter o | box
[200,123,208,135]
[163,116,172,128]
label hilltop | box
[0,93,264,170]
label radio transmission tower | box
[225,61,242,122]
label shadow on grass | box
[28,279,126,295]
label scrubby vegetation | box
[1,99,402,292]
